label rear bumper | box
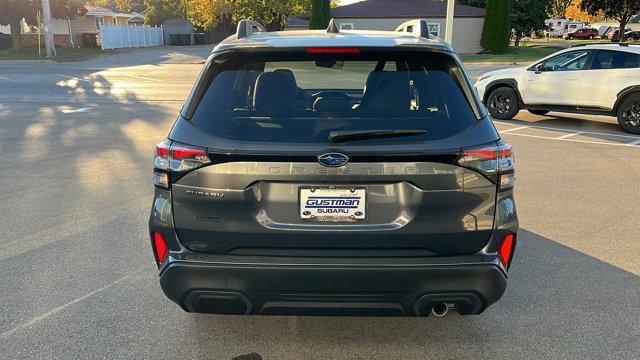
[159,256,508,316]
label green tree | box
[511,0,548,46]
[580,0,640,42]
[144,0,188,25]
[186,0,310,32]
[309,0,330,29]
[0,0,86,49]
[547,0,574,17]
[481,0,510,53]
[92,0,145,12]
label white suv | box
[475,44,640,134]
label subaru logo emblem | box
[317,153,349,167]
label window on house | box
[340,23,354,30]
[95,16,104,30]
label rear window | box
[592,50,640,69]
[189,50,479,144]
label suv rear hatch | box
[158,48,510,256]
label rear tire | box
[589,35,594,40]
[527,109,549,116]
[486,87,520,120]
[617,93,640,134]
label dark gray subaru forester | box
[148,19,518,317]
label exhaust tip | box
[431,303,449,317]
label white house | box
[330,0,486,54]
[1,4,143,47]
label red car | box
[608,30,620,40]
[609,30,640,41]
[564,28,599,40]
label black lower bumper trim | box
[159,260,507,316]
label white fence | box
[100,25,164,50]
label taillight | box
[498,233,516,268]
[152,232,168,263]
[153,139,210,188]
[458,142,515,190]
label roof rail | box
[394,19,433,39]
[327,18,339,34]
[236,19,266,39]
[570,42,640,48]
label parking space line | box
[494,121,640,140]
[555,132,583,140]
[0,272,139,340]
[0,75,17,82]
[123,74,159,82]
[506,132,640,148]
[499,126,529,134]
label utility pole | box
[444,0,454,44]
[41,0,57,57]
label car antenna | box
[395,19,433,39]
[327,18,340,34]
[236,19,267,39]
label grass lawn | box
[0,47,114,62]
[460,45,562,63]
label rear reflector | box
[152,232,168,263]
[306,47,361,54]
[498,233,515,268]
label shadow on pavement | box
[188,229,640,360]
[0,68,176,332]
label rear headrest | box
[363,72,411,112]
[273,68,296,83]
[313,95,351,113]
[610,54,626,68]
[253,72,298,113]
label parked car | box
[607,30,620,40]
[475,44,640,134]
[623,31,640,41]
[605,29,639,41]
[564,28,599,40]
[149,19,518,317]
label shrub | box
[481,0,510,53]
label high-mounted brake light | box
[498,233,516,268]
[306,47,361,54]
[458,142,515,190]
[154,140,211,188]
[152,232,168,263]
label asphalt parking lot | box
[0,47,638,359]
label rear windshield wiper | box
[329,129,427,143]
